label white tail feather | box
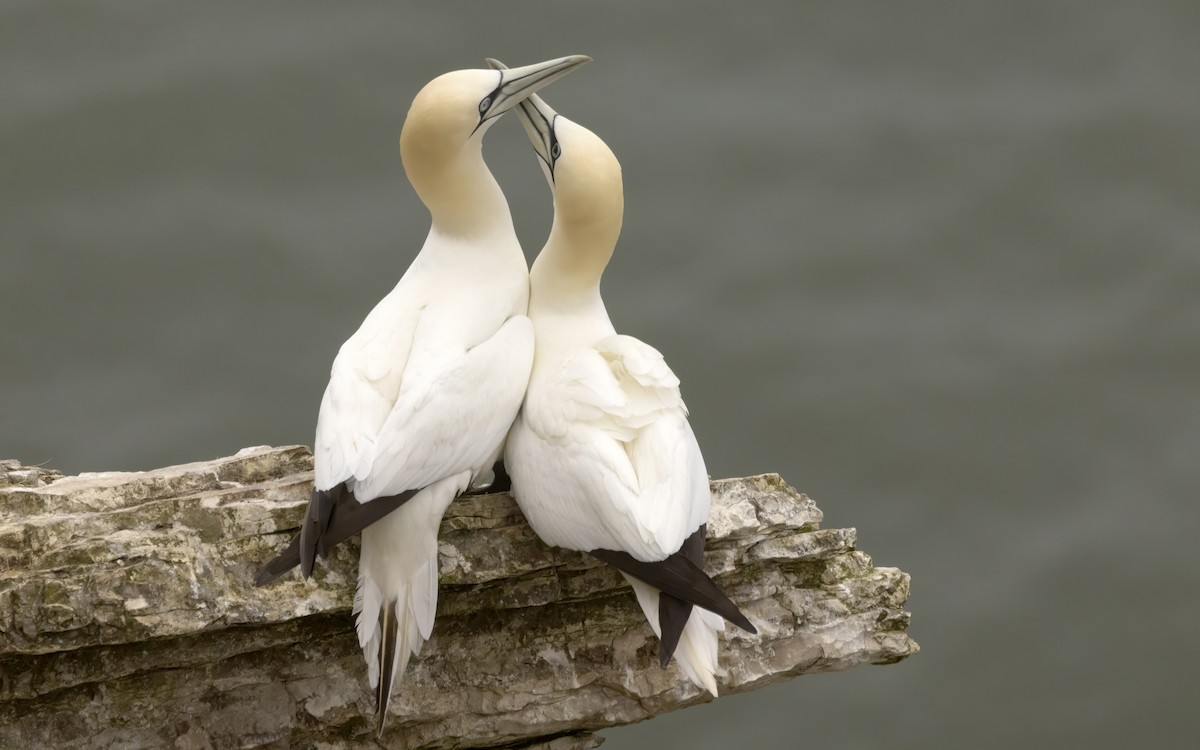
[674,606,724,696]
[351,472,469,730]
[625,576,725,696]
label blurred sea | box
[2,2,1196,747]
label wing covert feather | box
[512,333,709,559]
[353,315,534,500]
[313,295,421,491]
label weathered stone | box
[0,445,917,748]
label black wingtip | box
[656,525,706,665]
[299,488,334,579]
[254,563,283,588]
[589,545,757,634]
[253,533,302,587]
[728,608,757,635]
[699,572,756,634]
[657,592,692,667]
[257,484,423,586]
[675,555,757,634]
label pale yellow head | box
[541,116,625,251]
[527,108,625,292]
[397,56,590,235]
[485,59,624,292]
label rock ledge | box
[0,446,917,749]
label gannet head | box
[400,55,590,233]
[487,59,623,285]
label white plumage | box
[510,334,710,561]
[497,71,749,696]
[329,233,532,719]
[288,56,591,734]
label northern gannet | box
[254,55,590,734]
[489,60,757,696]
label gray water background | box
[2,1,1197,747]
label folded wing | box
[520,334,710,561]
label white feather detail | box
[313,275,422,492]
[354,316,533,500]
[502,104,733,701]
[508,334,709,561]
[626,576,724,696]
[313,228,534,498]
[353,472,470,695]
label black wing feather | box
[656,525,707,666]
[254,483,420,587]
[589,539,756,635]
[298,485,336,577]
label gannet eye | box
[478,96,492,115]
[550,142,562,159]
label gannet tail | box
[352,473,469,736]
[358,574,427,737]
[626,576,726,696]
[608,526,745,696]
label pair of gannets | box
[256,55,755,733]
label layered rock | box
[0,446,917,748]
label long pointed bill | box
[486,58,560,177]
[479,54,587,128]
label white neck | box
[528,247,616,366]
[402,128,516,239]
[430,150,515,238]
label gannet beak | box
[486,58,560,179]
[476,54,588,131]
